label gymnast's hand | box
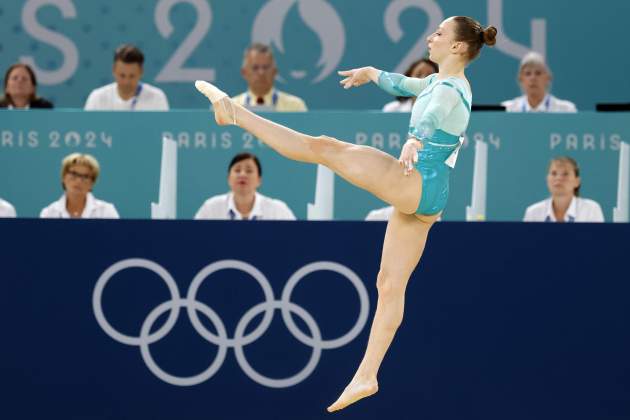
[399,138,422,176]
[338,67,380,89]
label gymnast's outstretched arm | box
[376,71,434,98]
[338,67,433,97]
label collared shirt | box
[194,192,296,220]
[501,94,577,113]
[232,89,307,112]
[523,196,604,222]
[84,82,169,111]
[0,198,17,218]
[40,193,120,219]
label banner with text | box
[0,0,629,109]
[1,111,628,221]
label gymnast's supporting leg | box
[327,210,438,412]
[196,80,438,411]
[195,81,423,214]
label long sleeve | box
[377,71,433,97]
[411,83,462,139]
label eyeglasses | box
[67,170,93,182]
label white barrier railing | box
[307,164,334,220]
[613,141,629,223]
[151,137,178,219]
[466,139,488,221]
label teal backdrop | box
[0,0,628,110]
[0,111,627,221]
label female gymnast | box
[196,16,497,412]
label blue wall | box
[1,219,629,419]
[0,0,629,110]
[0,111,628,221]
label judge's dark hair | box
[2,63,38,105]
[228,153,262,177]
[114,44,145,66]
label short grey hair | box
[519,51,552,77]
[242,43,276,68]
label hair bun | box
[482,26,498,46]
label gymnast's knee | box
[309,135,343,152]
[305,135,344,164]
[376,269,406,299]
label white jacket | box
[194,192,295,220]
[523,197,604,222]
[40,193,119,219]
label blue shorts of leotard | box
[414,129,461,216]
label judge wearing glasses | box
[40,153,119,219]
[232,43,308,112]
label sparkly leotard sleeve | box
[376,71,435,97]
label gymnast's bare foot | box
[326,378,378,412]
[194,80,237,126]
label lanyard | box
[228,209,257,220]
[545,215,575,223]
[245,90,278,107]
[130,83,143,110]
[545,199,576,222]
[522,95,551,112]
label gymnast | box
[195,15,497,413]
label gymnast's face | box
[242,51,277,96]
[426,18,459,63]
[228,158,262,196]
[113,61,143,97]
[547,161,580,198]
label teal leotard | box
[378,71,472,215]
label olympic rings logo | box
[92,258,369,388]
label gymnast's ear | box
[450,41,466,55]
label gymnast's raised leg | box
[195,80,423,214]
